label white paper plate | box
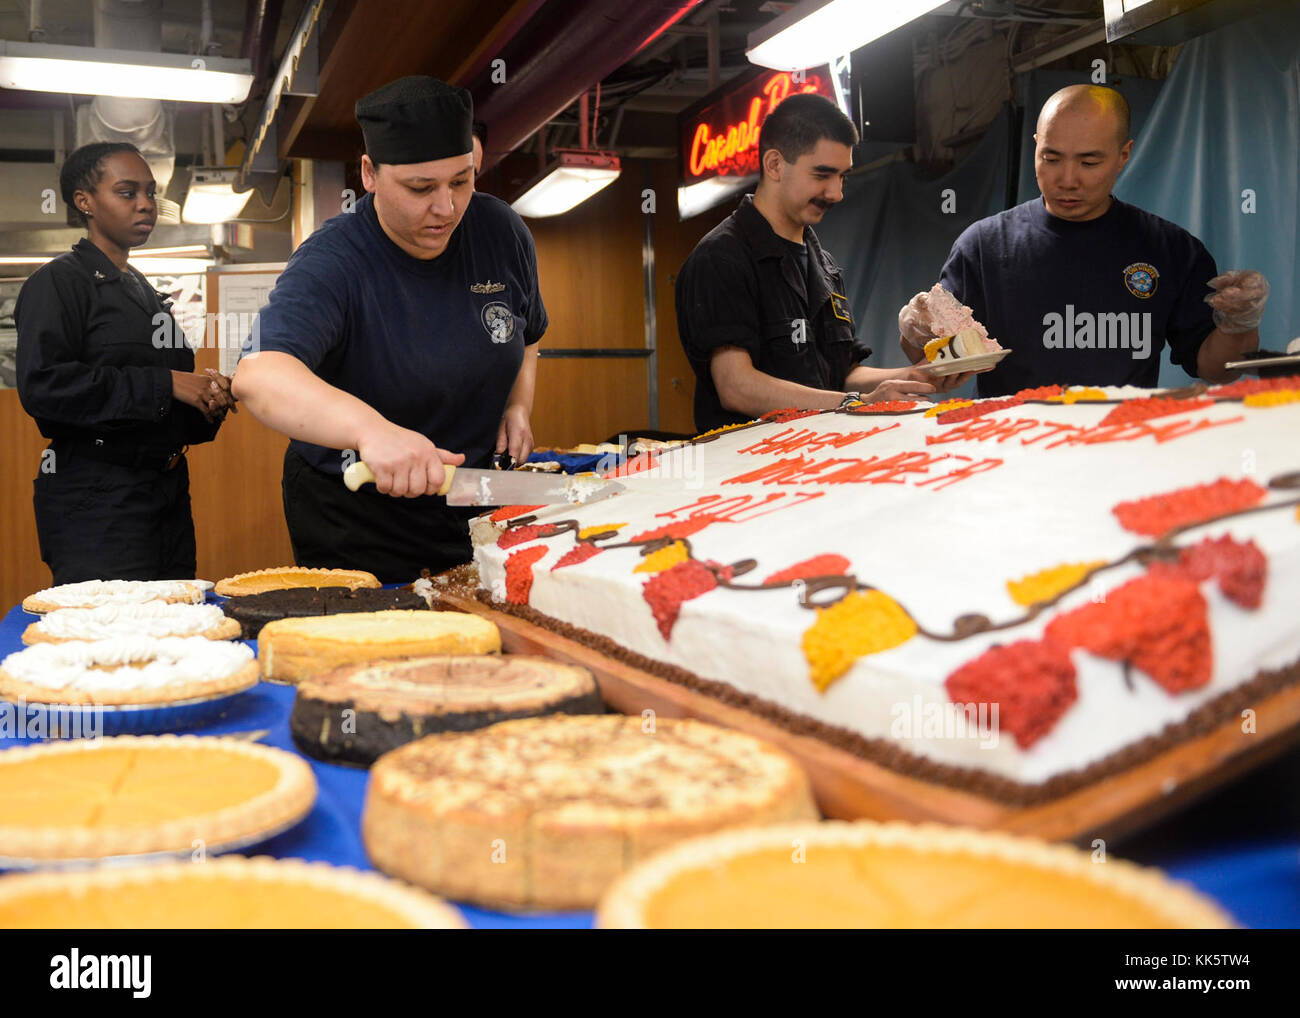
[920,348,1011,377]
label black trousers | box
[281,447,475,584]
[33,445,196,585]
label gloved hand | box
[1205,270,1269,334]
[898,290,934,361]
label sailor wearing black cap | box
[233,76,547,583]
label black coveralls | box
[15,239,221,584]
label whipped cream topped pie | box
[22,603,241,645]
[22,579,212,614]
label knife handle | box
[343,460,456,496]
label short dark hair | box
[60,142,141,227]
[758,93,858,167]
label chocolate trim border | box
[474,590,1300,806]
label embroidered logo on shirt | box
[93,270,105,280]
[1123,263,1158,299]
[829,291,853,323]
[482,302,515,344]
[470,281,506,294]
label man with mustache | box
[233,77,545,582]
[897,85,1267,396]
[676,93,934,432]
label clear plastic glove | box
[1205,270,1269,333]
[898,290,934,360]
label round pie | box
[0,636,258,706]
[596,822,1236,929]
[291,654,603,765]
[22,579,212,614]
[0,735,317,861]
[362,715,817,910]
[221,586,429,639]
[22,603,242,645]
[0,856,466,929]
[214,567,381,597]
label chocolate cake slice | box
[222,586,428,639]
[290,654,605,766]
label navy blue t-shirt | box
[247,190,546,473]
[940,197,1217,396]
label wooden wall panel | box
[530,356,650,450]
[0,391,52,612]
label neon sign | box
[680,68,835,186]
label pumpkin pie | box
[22,603,241,645]
[259,610,500,684]
[0,856,466,929]
[22,579,212,614]
[291,654,603,765]
[596,822,1235,929]
[362,715,816,910]
[0,636,258,707]
[0,735,316,862]
[214,567,380,597]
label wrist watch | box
[839,392,864,409]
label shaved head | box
[1038,84,1131,145]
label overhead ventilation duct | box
[74,0,177,215]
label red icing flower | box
[762,554,853,586]
[1015,385,1063,400]
[642,559,718,641]
[1099,396,1215,427]
[761,408,823,423]
[489,505,543,523]
[551,543,602,571]
[1111,478,1268,537]
[936,396,1024,425]
[845,400,917,414]
[604,452,659,479]
[498,523,561,549]
[944,640,1077,749]
[629,518,715,543]
[504,545,549,604]
[1208,374,1300,399]
[1045,574,1212,693]
[1148,535,1268,610]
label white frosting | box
[28,579,212,609]
[1,637,253,693]
[34,603,231,640]
[477,386,1300,786]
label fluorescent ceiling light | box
[131,246,211,258]
[127,256,214,275]
[0,40,253,103]
[747,0,945,71]
[677,175,755,221]
[512,151,621,219]
[182,168,253,224]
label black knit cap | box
[355,76,474,164]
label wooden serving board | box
[437,591,1300,845]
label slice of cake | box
[258,611,501,684]
[290,655,603,765]
[222,586,429,639]
[923,283,1000,362]
[596,822,1233,928]
[362,715,817,910]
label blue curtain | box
[821,4,1299,391]
[1112,4,1300,386]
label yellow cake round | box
[0,856,466,929]
[596,821,1236,929]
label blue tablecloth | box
[2,600,1298,928]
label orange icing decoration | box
[762,555,852,586]
[504,545,549,604]
[489,505,543,523]
[1006,561,1108,607]
[577,523,626,539]
[634,541,690,574]
[1243,388,1300,408]
[1111,478,1268,537]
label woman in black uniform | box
[15,142,235,584]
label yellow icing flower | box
[802,590,916,692]
[634,540,690,574]
[1243,389,1300,408]
[1050,387,1108,403]
[1006,561,1107,607]
[578,522,627,540]
[924,399,974,417]
[693,421,751,440]
[923,336,953,362]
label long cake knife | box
[342,461,624,507]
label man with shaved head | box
[899,84,1268,395]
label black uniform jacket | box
[15,239,219,459]
[675,194,872,432]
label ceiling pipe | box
[239,0,286,101]
[468,0,704,173]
